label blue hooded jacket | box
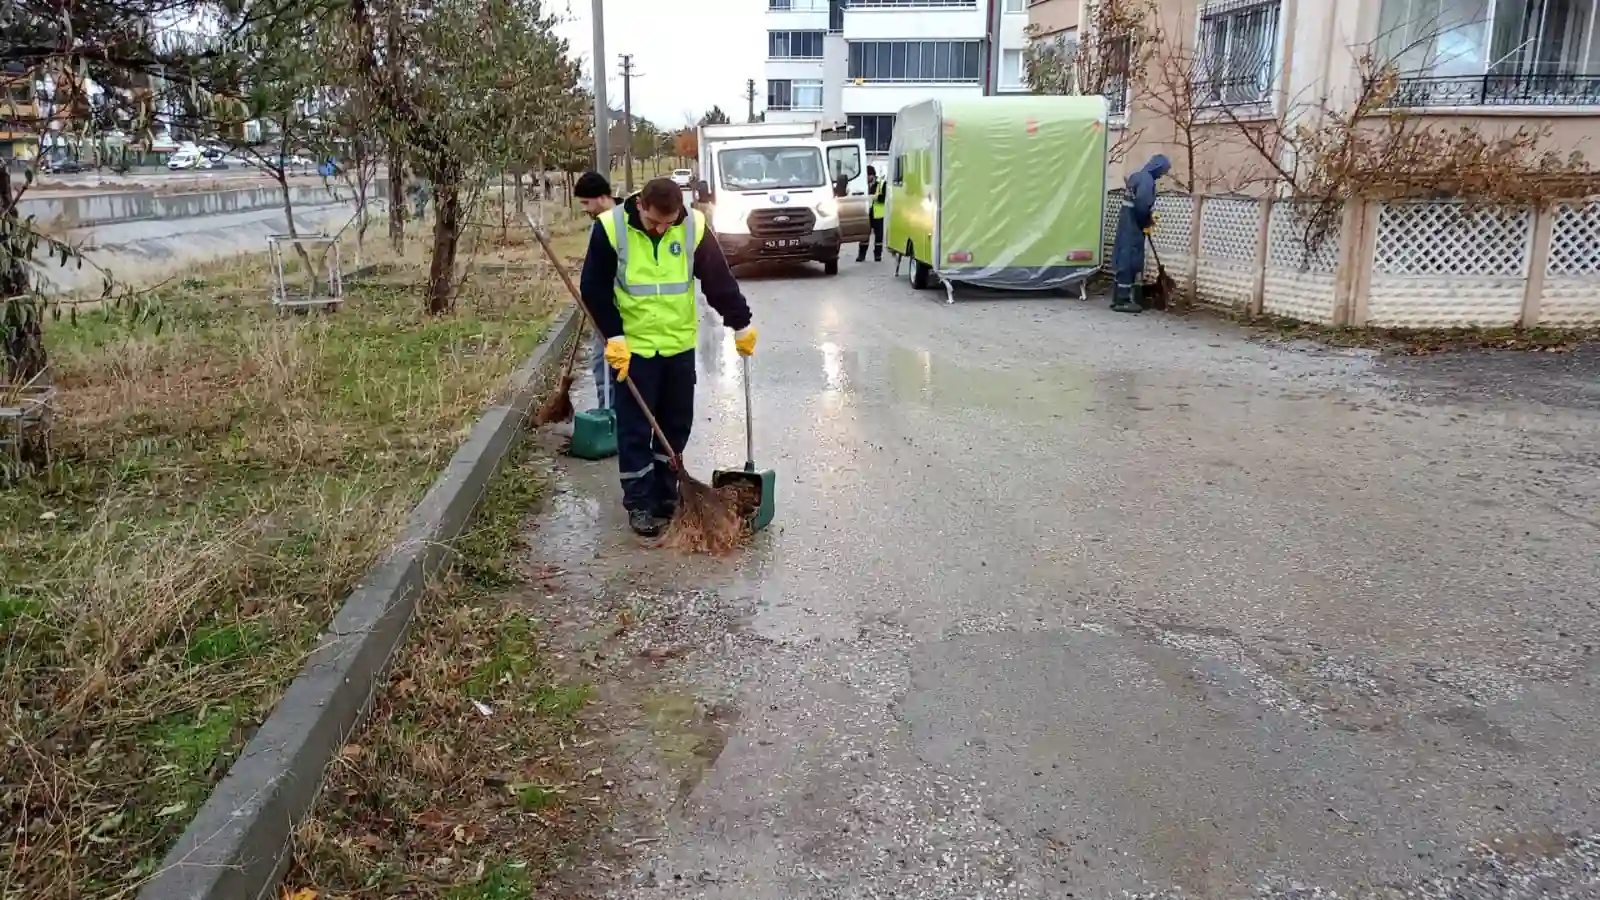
[1111,154,1172,285]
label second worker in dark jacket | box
[580,178,757,537]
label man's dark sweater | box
[580,196,752,341]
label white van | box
[166,149,201,170]
[696,122,864,275]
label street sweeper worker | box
[574,171,625,409]
[856,165,886,263]
[580,176,757,538]
[1110,154,1171,315]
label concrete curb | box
[138,304,582,900]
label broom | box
[534,323,584,425]
[531,224,745,555]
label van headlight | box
[712,206,747,234]
[815,197,838,218]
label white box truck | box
[695,121,869,275]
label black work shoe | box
[1110,301,1143,314]
[855,253,867,263]
[652,502,677,521]
[628,509,662,537]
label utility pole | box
[744,78,757,123]
[619,53,639,194]
[591,0,609,176]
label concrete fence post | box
[1187,194,1204,303]
[1248,197,1271,318]
[1520,202,1555,328]
[1330,197,1374,327]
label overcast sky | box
[552,0,765,129]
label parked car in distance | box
[671,168,694,187]
[167,149,202,169]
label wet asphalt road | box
[524,255,1600,899]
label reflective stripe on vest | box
[610,206,698,296]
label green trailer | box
[885,94,1110,303]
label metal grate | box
[1192,0,1280,107]
[1389,73,1600,108]
[1373,202,1531,276]
[1547,200,1600,276]
[1266,201,1340,274]
[1199,196,1260,263]
[748,208,816,237]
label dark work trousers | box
[614,348,697,512]
[856,217,884,261]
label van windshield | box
[717,146,825,191]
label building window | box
[767,79,824,110]
[1001,48,1025,87]
[1004,0,1025,11]
[769,30,826,59]
[1194,0,1282,107]
[7,82,31,105]
[847,113,896,153]
[829,0,844,32]
[1378,0,1600,106]
[769,0,829,8]
[848,40,984,82]
[1100,34,1133,117]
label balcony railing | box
[1389,73,1600,108]
[846,0,978,7]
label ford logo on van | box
[774,215,792,223]
[768,192,790,204]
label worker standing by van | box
[1110,154,1171,314]
[856,165,886,263]
[580,178,758,537]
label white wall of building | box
[841,6,987,40]
[765,9,830,32]
[766,59,828,83]
[842,83,981,115]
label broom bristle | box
[535,374,577,425]
[660,472,747,555]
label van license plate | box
[763,239,801,249]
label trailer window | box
[892,154,904,185]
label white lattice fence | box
[1539,200,1600,326]
[1367,202,1532,328]
[1262,202,1342,324]
[1102,189,1123,263]
[1195,197,1262,312]
[1143,194,1194,288]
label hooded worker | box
[1110,154,1171,314]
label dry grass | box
[0,221,587,900]
[286,445,610,900]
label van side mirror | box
[694,179,711,204]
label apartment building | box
[763,0,1033,165]
[1042,0,1598,330]
[1045,0,1598,187]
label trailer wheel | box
[909,242,933,290]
